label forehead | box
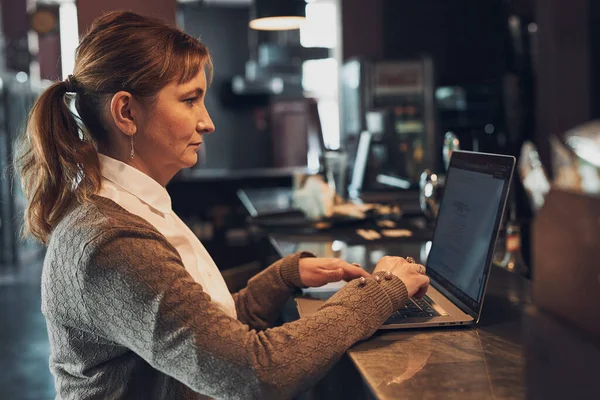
[161,69,207,95]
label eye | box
[183,96,198,106]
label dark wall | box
[340,0,506,85]
[589,0,600,121]
[534,0,591,168]
[1,0,30,72]
[382,0,506,86]
[341,0,384,61]
[180,4,271,169]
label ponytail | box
[14,80,102,243]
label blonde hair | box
[15,11,212,243]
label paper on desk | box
[332,203,373,219]
[356,229,381,240]
[381,229,413,238]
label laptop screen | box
[426,151,514,316]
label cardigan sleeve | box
[232,251,314,330]
[78,228,408,400]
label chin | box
[181,153,199,169]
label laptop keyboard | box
[385,295,441,322]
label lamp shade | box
[249,0,306,31]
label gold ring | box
[406,256,416,264]
[418,265,424,274]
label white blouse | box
[96,154,237,319]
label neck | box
[127,157,176,187]
[99,148,176,187]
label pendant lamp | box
[249,0,306,31]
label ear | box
[109,91,138,136]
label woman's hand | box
[373,256,430,298]
[298,257,371,288]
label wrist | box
[280,251,315,289]
[372,271,409,310]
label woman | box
[16,11,430,400]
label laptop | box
[296,150,516,329]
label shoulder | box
[52,195,156,240]
[46,196,176,269]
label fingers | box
[324,268,344,282]
[322,260,370,282]
[301,258,372,287]
[400,256,426,275]
[414,285,428,299]
[413,275,430,298]
[414,263,426,275]
[343,262,371,280]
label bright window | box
[59,1,78,78]
[300,1,340,149]
[300,2,337,49]
[301,58,337,95]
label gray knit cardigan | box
[41,196,408,399]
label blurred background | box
[0,0,598,398]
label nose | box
[197,108,215,134]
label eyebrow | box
[182,88,205,97]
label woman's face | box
[133,69,214,185]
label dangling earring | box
[130,135,135,159]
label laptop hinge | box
[430,278,479,320]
